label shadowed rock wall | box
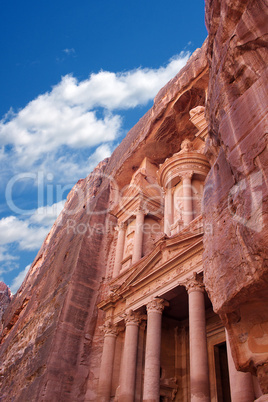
[203,0,268,393]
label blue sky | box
[0,0,207,293]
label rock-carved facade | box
[95,109,259,401]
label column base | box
[190,395,210,402]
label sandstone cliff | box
[203,0,268,392]
[0,282,11,333]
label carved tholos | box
[158,139,210,235]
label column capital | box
[122,309,143,326]
[163,186,174,194]
[181,170,194,180]
[116,221,127,231]
[147,298,169,314]
[185,273,205,294]
[100,320,118,337]
[135,207,148,216]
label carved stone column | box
[132,209,145,264]
[186,276,210,402]
[143,298,168,402]
[182,172,193,226]
[226,330,255,402]
[98,321,118,402]
[119,311,141,402]
[164,186,174,236]
[113,222,127,278]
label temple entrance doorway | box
[158,285,230,401]
[214,342,231,402]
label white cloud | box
[0,215,48,251]
[0,245,18,263]
[87,143,113,172]
[63,48,76,55]
[0,200,65,251]
[0,245,19,282]
[0,53,190,288]
[10,264,30,294]
[0,52,189,178]
[0,201,65,286]
[53,52,189,110]
[0,106,121,167]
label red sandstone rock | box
[203,0,268,393]
[0,282,11,333]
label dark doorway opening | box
[214,342,231,402]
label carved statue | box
[179,139,194,153]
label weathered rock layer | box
[203,0,268,392]
[0,282,11,333]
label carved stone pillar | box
[98,322,118,402]
[182,172,193,226]
[132,209,145,264]
[113,222,127,278]
[135,321,147,401]
[186,276,210,402]
[143,298,168,402]
[226,330,255,402]
[164,186,173,236]
[119,311,141,402]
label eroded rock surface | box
[203,0,268,393]
[0,282,11,333]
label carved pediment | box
[110,228,203,297]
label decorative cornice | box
[147,298,169,314]
[111,193,163,222]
